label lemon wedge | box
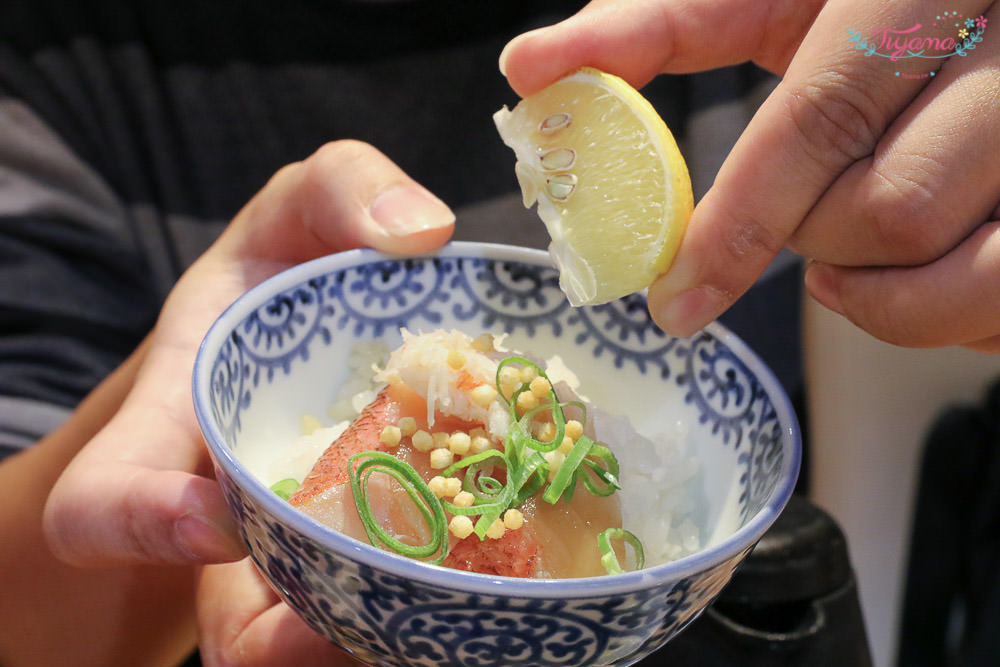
[494,67,693,306]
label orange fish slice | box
[288,383,542,578]
[290,387,398,505]
[443,530,540,578]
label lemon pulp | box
[494,67,693,306]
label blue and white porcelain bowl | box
[192,241,801,667]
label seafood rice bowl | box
[265,328,702,580]
[193,241,800,667]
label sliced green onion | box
[499,356,566,454]
[491,357,625,511]
[560,471,578,504]
[517,401,565,453]
[442,449,507,501]
[579,444,622,496]
[512,466,547,507]
[411,355,636,551]
[348,451,448,564]
[598,527,645,574]
[542,434,594,504]
[443,449,506,477]
[270,478,300,501]
[474,474,504,496]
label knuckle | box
[849,280,933,348]
[42,475,92,563]
[784,70,883,172]
[294,141,366,198]
[850,300,909,347]
[692,205,784,308]
[208,644,242,667]
[719,209,785,267]
[42,496,77,561]
[122,474,164,562]
[299,139,392,197]
[865,161,957,264]
[251,160,304,208]
[310,138,376,167]
[268,160,302,184]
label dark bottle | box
[640,494,873,666]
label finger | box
[804,221,1000,348]
[791,3,1000,266]
[45,141,454,566]
[222,139,455,265]
[45,341,248,565]
[499,0,823,96]
[198,559,364,667]
[648,0,992,336]
[45,284,253,566]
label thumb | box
[223,139,455,264]
[499,0,820,97]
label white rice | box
[326,340,393,422]
[590,407,701,565]
[268,423,349,484]
[267,340,390,484]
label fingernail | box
[650,286,728,337]
[804,262,845,315]
[369,184,454,237]
[498,35,520,76]
[498,43,511,76]
[176,514,246,562]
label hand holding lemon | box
[499,0,1000,351]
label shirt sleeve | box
[0,93,158,453]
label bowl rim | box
[193,241,801,598]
